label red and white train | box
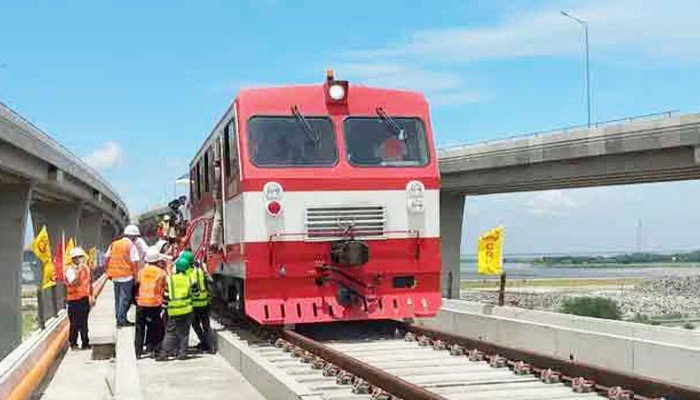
[188,72,441,325]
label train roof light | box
[328,84,346,101]
[325,70,348,104]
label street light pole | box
[561,11,591,127]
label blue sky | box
[2,0,700,253]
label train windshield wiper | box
[291,105,320,146]
[376,107,405,140]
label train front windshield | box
[248,116,337,167]
[247,115,430,168]
[344,117,429,167]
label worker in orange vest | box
[65,247,93,350]
[134,247,169,358]
[104,225,142,327]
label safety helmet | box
[180,250,194,264]
[123,225,140,236]
[69,247,87,259]
[145,247,164,263]
[175,257,190,273]
[163,215,171,221]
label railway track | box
[213,309,698,400]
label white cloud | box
[357,0,700,63]
[526,189,579,216]
[338,62,482,106]
[84,141,123,171]
[335,0,700,109]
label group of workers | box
[63,221,214,362]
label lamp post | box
[561,11,591,127]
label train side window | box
[204,150,210,193]
[195,161,202,199]
[223,125,232,178]
[229,119,239,175]
[189,168,195,201]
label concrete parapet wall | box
[217,330,323,400]
[420,299,700,389]
[0,313,68,399]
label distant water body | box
[460,262,700,280]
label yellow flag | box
[64,238,75,268]
[477,226,504,275]
[87,247,97,269]
[31,226,56,289]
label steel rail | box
[406,324,700,400]
[280,329,447,400]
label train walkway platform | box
[39,279,264,399]
[41,279,115,399]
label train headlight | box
[328,84,346,101]
[263,181,283,201]
[406,180,425,213]
[324,69,349,104]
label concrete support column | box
[0,183,32,359]
[101,222,118,249]
[30,201,84,248]
[79,211,103,250]
[440,191,465,299]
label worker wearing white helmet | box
[134,246,169,358]
[104,224,142,327]
[65,246,93,350]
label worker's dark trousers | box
[135,306,164,355]
[160,313,193,358]
[67,297,90,347]
[192,305,212,351]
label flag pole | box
[498,272,506,307]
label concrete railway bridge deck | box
[2,280,699,399]
[2,106,700,398]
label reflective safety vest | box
[66,265,91,301]
[188,268,209,308]
[106,238,135,279]
[166,273,193,317]
[137,264,166,307]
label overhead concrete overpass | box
[0,102,129,359]
[438,112,700,299]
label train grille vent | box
[305,206,385,240]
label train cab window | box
[248,116,337,167]
[203,150,210,192]
[344,117,429,167]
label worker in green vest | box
[156,257,199,361]
[188,257,214,353]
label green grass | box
[461,277,643,290]
[22,310,38,339]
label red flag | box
[53,233,65,282]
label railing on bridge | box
[438,109,679,155]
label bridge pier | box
[0,183,33,359]
[30,201,84,248]
[79,211,104,250]
[439,191,465,299]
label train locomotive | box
[188,72,442,325]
